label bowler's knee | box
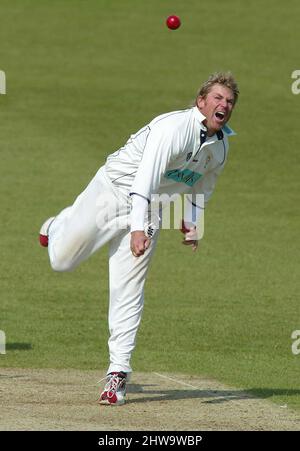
[49,255,75,272]
[49,246,77,272]
[48,231,89,272]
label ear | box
[196,95,205,109]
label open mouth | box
[215,111,226,121]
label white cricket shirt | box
[105,106,235,229]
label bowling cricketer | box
[39,71,239,405]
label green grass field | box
[1,0,300,411]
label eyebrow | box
[214,92,234,102]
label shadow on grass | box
[127,384,300,405]
[6,343,32,351]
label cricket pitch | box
[0,368,299,430]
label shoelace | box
[97,373,126,399]
[107,375,123,398]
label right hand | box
[130,231,151,257]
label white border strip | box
[153,372,199,390]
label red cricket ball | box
[166,15,181,30]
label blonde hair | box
[195,71,239,105]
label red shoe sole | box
[39,234,49,247]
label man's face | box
[197,84,235,136]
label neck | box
[207,130,215,137]
[202,119,216,137]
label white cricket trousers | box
[47,166,158,377]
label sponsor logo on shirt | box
[164,168,203,187]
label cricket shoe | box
[98,371,127,406]
[39,217,55,247]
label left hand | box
[181,220,199,252]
